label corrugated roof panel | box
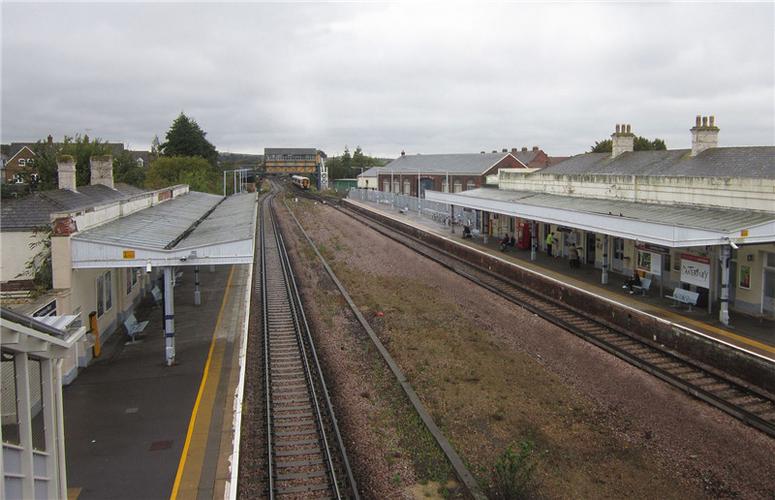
[382,153,510,175]
[452,187,775,232]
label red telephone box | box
[516,219,531,249]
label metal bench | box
[666,288,699,311]
[632,277,652,296]
[123,313,149,344]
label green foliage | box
[326,145,382,180]
[590,136,667,153]
[590,139,612,153]
[145,156,218,193]
[61,134,111,186]
[31,139,63,190]
[19,227,53,294]
[161,113,218,166]
[487,441,538,500]
[113,151,145,187]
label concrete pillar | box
[163,267,176,366]
[602,234,609,285]
[194,266,201,305]
[530,220,536,261]
[719,245,731,326]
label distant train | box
[291,175,310,190]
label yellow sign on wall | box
[740,229,749,237]
[123,250,136,259]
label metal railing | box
[347,188,478,227]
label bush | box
[488,441,538,499]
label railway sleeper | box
[275,429,319,438]
[274,412,315,421]
[277,471,328,482]
[275,458,324,468]
[274,447,324,457]
[274,439,321,448]
[275,482,330,494]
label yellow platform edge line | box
[170,264,235,500]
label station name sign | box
[680,253,710,289]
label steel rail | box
[302,193,775,440]
[271,200,361,499]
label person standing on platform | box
[545,231,554,257]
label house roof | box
[541,146,775,179]
[5,141,126,161]
[358,166,383,178]
[1,183,147,231]
[265,148,317,155]
[381,152,519,175]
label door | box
[420,178,434,198]
[612,238,625,272]
[586,233,596,264]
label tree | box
[160,113,218,166]
[145,156,218,194]
[113,151,145,187]
[30,138,60,190]
[590,136,667,153]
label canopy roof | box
[426,188,775,248]
[71,191,256,268]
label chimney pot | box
[47,134,53,144]
[691,114,719,156]
[492,150,497,154]
[511,148,517,153]
[502,148,507,153]
[532,146,539,151]
[521,147,528,152]
[616,124,621,134]
[400,150,405,156]
[480,151,485,154]
[626,124,631,134]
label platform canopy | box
[426,188,775,248]
[71,192,256,269]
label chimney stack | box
[491,150,497,153]
[57,155,77,191]
[90,155,114,189]
[690,115,719,156]
[511,147,518,154]
[502,148,508,153]
[611,123,634,158]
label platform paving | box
[64,264,250,500]
[347,198,775,360]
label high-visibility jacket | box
[546,233,554,245]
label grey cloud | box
[2,2,773,157]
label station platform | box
[345,198,775,362]
[64,264,251,500]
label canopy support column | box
[194,265,201,306]
[164,267,176,366]
[450,204,455,234]
[719,244,731,326]
[602,234,609,285]
[530,220,537,261]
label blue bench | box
[666,288,699,311]
[124,313,149,344]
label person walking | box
[545,231,554,257]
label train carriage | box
[291,175,310,190]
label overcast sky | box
[2,2,773,157]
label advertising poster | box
[637,250,662,276]
[739,265,751,289]
[680,254,710,289]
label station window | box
[403,179,411,195]
[383,180,390,192]
[442,180,449,193]
[453,180,462,193]
[466,181,476,191]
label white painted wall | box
[0,231,42,282]
[499,171,775,212]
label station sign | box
[680,253,710,289]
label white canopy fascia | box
[0,319,86,356]
[70,238,254,269]
[427,191,774,248]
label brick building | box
[377,151,528,197]
[264,148,322,175]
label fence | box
[346,188,475,227]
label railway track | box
[255,188,358,498]
[299,191,775,439]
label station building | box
[425,117,775,324]
[376,150,529,197]
[264,147,322,175]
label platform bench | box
[124,313,149,343]
[632,277,652,296]
[666,288,699,311]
